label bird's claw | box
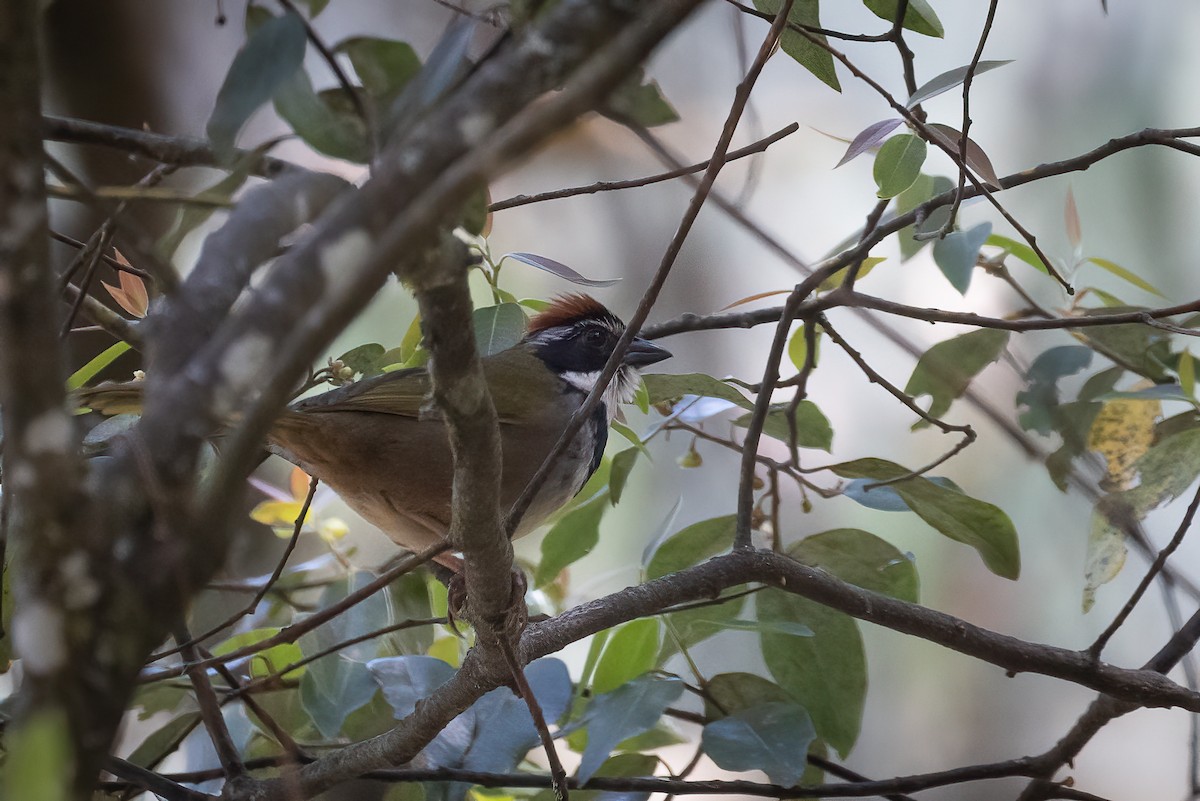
[444,568,529,640]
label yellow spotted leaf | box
[250,500,309,527]
[1082,505,1128,613]
[1087,396,1160,489]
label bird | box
[80,293,671,587]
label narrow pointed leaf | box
[1086,257,1165,297]
[986,233,1049,274]
[906,60,1013,108]
[836,118,903,167]
[926,123,1002,188]
[863,0,944,36]
[207,12,307,156]
[505,252,620,287]
[754,0,840,91]
[68,342,132,391]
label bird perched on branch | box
[80,293,670,586]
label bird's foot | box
[444,568,529,640]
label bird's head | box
[524,293,671,411]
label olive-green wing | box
[289,366,432,417]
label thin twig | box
[149,476,318,662]
[488,122,799,211]
[505,0,792,536]
[204,648,307,761]
[102,758,212,801]
[498,637,569,801]
[49,230,153,278]
[142,541,450,682]
[174,622,246,778]
[1089,482,1200,658]
[277,0,376,157]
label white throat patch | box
[561,368,638,419]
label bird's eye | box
[583,328,606,346]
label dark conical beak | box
[622,337,672,367]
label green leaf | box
[294,0,331,16]
[473,303,526,357]
[705,672,791,717]
[207,12,308,156]
[578,676,684,783]
[567,753,660,801]
[906,60,1013,108]
[384,571,435,655]
[606,71,679,127]
[398,314,423,362]
[273,69,371,162]
[212,627,305,680]
[897,174,954,260]
[1082,505,1126,613]
[754,0,841,91]
[873,134,926,198]
[1072,314,1171,382]
[645,515,737,580]
[702,702,816,787]
[535,492,608,587]
[592,619,661,693]
[68,341,131,391]
[1180,349,1195,399]
[904,328,1009,427]
[609,447,640,505]
[1016,345,1094,436]
[338,36,421,102]
[642,372,753,410]
[3,710,73,801]
[460,185,490,236]
[338,343,386,377]
[734,400,833,452]
[932,222,993,294]
[832,458,1021,579]
[1086,256,1166,298]
[791,528,919,602]
[787,324,821,372]
[610,419,650,456]
[986,233,1048,275]
[299,572,392,738]
[760,589,864,756]
[863,0,944,36]
[658,591,747,661]
[1117,428,1200,516]
[126,712,201,768]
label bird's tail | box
[76,381,146,416]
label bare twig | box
[1089,482,1200,658]
[175,622,246,778]
[148,476,318,662]
[489,122,799,211]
